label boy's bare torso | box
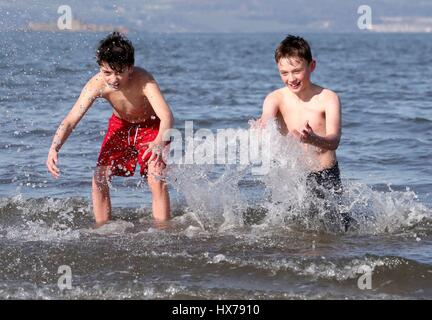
[274,85,337,171]
[95,67,157,123]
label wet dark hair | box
[96,32,134,72]
[275,35,312,64]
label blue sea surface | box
[0,32,431,299]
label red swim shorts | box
[97,114,160,177]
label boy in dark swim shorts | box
[259,35,352,231]
[306,162,342,199]
[306,162,353,231]
[46,32,174,228]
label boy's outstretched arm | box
[46,76,102,178]
[259,93,279,127]
[142,76,174,163]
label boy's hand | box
[254,118,266,129]
[291,121,317,144]
[46,148,60,178]
[142,141,166,164]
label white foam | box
[4,220,80,242]
[84,220,134,236]
[165,119,432,235]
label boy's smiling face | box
[99,62,132,90]
[278,57,315,93]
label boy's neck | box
[291,81,316,102]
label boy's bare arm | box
[46,75,103,178]
[323,93,342,149]
[142,76,174,162]
[259,93,279,127]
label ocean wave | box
[0,196,90,241]
[130,248,432,287]
[407,116,432,125]
[0,189,431,242]
[0,281,343,300]
[205,253,432,283]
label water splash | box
[165,119,432,235]
[167,164,247,231]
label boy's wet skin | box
[46,32,174,228]
[259,35,352,231]
[260,41,341,172]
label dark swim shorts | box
[305,162,353,231]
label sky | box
[1,0,432,32]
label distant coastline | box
[24,18,128,33]
[6,16,432,33]
[371,16,432,33]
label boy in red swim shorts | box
[97,114,162,177]
[46,32,174,228]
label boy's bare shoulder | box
[318,87,340,104]
[132,67,156,84]
[265,87,286,104]
[82,73,106,97]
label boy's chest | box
[280,102,326,133]
[107,92,151,111]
